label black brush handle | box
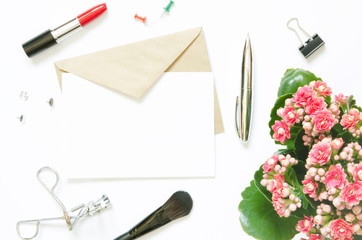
[114,207,171,240]
[114,232,132,240]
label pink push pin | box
[134,13,147,23]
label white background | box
[1,0,362,239]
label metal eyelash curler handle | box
[36,167,72,228]
[16,195,111,239]
[16,167,111,240]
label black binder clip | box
[287,18,325,58]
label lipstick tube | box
[22,3,107,57]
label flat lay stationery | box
[53,27,222,178]
[54,27,224,134]
[2,1,362,240]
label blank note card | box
[58,72,215,179]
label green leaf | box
[254,165,272,202]
[239,181,299,240]
[292,160,308,183]
[284,166,300,188]
[352,105,362,112]
[347,95,356,112]
[354,235,362,240]
[337,130,354,144]
[358,137,362,147]
[274,149,295,155]
[324,95,332,105]
[294,128,309,161]
[284,167,316,219]
[285,126,302,149]
[278,69,321,97]
[331,124,344,138]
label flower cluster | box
[297,138,362,239]
[264,81,362,240]
[272,81,362,145]
[261,154,300,217]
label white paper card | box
[59,72,215,179]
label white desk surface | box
[1,0,362,239]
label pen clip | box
[235,96,241,138]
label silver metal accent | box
[36,167,72,228]
[16,167,111,240]
[87,195,111,216]
[19,91,29,101]
[51,18,82,43]
[47,98,54,107]
[18,115,24,123]
[235,34,253,143]
[287,18,311,45]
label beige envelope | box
[54,27,224,133]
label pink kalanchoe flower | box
[341,108,360,129]
[272,120,290,144]
[345,213,356,222]
[334,93,349,105]
[263,155,279,173]
[324,164,347,190]
[277,187,291,198]
[272,191,286,217]
[308,142,332,166]
[305,96,327,115]
[268,174,285,193]
[349,108,360,117]
[308,234,324,240]
[331,138,344,151]
[302,179,318,197]
[282,106,298,125]
[314,81,332,97]
[314,215,324,225]
[312,109,336,132]
[292,86,316,107]
[352,162,362,182]
[329,219,353,240]
[296,216,314,234]
[329,103,340,115]
[340,181,362,206]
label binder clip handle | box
[287,18,311,45]
[287,18,325,58]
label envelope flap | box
[166,29,211,72]
[55,27,203,98]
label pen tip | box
[241,138,249,143]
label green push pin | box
[160,1,174,19]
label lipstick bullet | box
[22,3,107,57]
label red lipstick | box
[22,3,107,58]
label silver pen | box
[235,34,253,143]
